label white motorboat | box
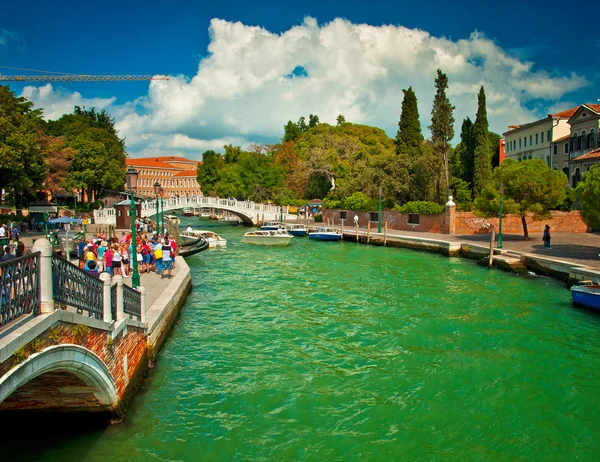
[241,229,293,246]
[261,221,285,230]
[285,223,308,237]
[182,207,194,217]
[180,229,227,248]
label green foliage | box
[396,201,445,215]
[342,191,372,211]
[336,114,346,126]
[457,117,474,185]
[283,120,301,142]
[12,346,28,366]
[450,177,472,210]
[197,150,223,195]
[575,164,600,226]
[396,86,423,159]
[308,114,320,128]
[48,327,61,344]
[474,159,569,237]
[322,197,342,209]
[72,324,89,344]
[472,86,493,196]
[314,213,323,222]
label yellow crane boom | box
[0,75,169,82]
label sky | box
[1,0,598,159]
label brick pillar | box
[444,196,456,235]
[100,273,112,322]
[32,237,54,314]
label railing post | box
[100,273,112,322]
[32,238,54,314]
[139,286,147,324]
[113,275,125,321]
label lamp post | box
[377,187,382,233]
[159,186,165,236]
[126,167,141,289]
[154,181,161,234]
[498,183,504,249]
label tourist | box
[154,240,163,275]
[97,241,107,272]
[16,241,26,257]
[186,224,193,234]
[1,245,16,262]
[161,237,173,279]
[104,244,114,276]
[86,260,100,278]
[543,225,552,249]
[141,240,151,273]
[0,224,6,239]
[354,214,359,227]
[11,223,19,242]
[121,243,130,277]
[112,244,126,278]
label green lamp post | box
[159,186,165,236]
[377,187,382,233]
[154,181,161,234]
[498,183,504,249]
[126,167,141,289]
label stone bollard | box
[444,195,456,235]
[99,273,112,322]
[139,286,147,324]
[32,238,54,314]
[113,275,125,321]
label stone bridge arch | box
[0,344,118,411]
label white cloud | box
[21,17,590,156]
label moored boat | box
[165,214,180,225]
[285,223,308,237]
[261,221,285,231]
[241,229,293,246]
[308,227,342,241]
[181,229,227,248]
[182,207,194,217]
[570,284,600,312]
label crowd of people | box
[77,229,177,280]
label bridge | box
[93,196,294,226]
[0,238,191,421]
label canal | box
[9,222,600,460]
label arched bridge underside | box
[0,345,118,413]
[94,196,294,227]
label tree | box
[575,163,600,227]
[472,86,493,196]
[395,86,423,159]
[429,70,455,202]
[473,159,569,238]
[297,116,308,133]
[0,85,46,204]
[456,117,474,185]
[308,114,320,129]
[336,114,347,126]
[40,135,75,201]
[283,120,301,142]
[196,150,223,195]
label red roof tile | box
[553,134,570,142]
[571,147,600,163]
[552,106,579,118]
[154,156,201,164]
[174,171,197,177]
[126,158,177,169]
[584,103,600,113]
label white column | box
[100,273,112,322]
[139,286,147,324]
[32,237,54,314]
[113,275,125,321]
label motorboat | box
[182,207,194,217]
[179,235,209,257]
[285,223,308,237]
[241,229,293,246]
[571,284,600,312]
[165,215,180,225]
[308,227,342,241]
[180,229,227,248]
[261,221,285,231]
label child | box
[542,224,552,249]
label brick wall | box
[322,209,448,233]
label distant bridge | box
[93,196,293,226]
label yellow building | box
[125,156,203,198]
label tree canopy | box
[575,164,600,227]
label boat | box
[570,284,600,312]
[182,207,194,217]
[285,223,308,237]
[308,227,342,241]
[165,215,180,225]
[241,229,293,246]
[179,236,209,257]
[180,229,227,248]
[261,221,285,231]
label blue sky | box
[1,0,597,158]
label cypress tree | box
[458,117,474,184]
[429,70,455,202]
[472,86,492,196]
[395,86,423,159]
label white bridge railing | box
[93,196,292,226]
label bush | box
[395,201,445,215]
[342,192,372,211]
[322,197,342,209]
[314,214,323,222]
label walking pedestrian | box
[543,224,552,249]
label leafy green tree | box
[283,120,301,142]
[575,164,600,226]
[197,150,223,195]
[489,131,501,168]
[395,86,423,159]
[0,85,47,204]
[297,116,308,133]
[343,191,372,211]
[473,159,568,238]
[224,144,241,164]
[308,114,320,129]
[429,70,455,202]
[336,114,347,126]
[472,86,493,196]
[456,117,474,185]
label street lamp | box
[126,167,141,289]
[498,183,505,249]
[377,187,382,233]
[159,186,165,236]
[154,181,161,234]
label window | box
[340,211,347,219]
[573,168,581,188]
[536,133,539,144]
[408,214,420,225]
[581,131,587,150]
[519,138,522,149]
[541,132,544,143]
[529,135,532,146]
[553,145,558,155]
[524,137,527,148]
[369,212,378,222]
[564,143,569,154]
[563,164,569,177]
[547,130,551,141]
[588,130,595,150]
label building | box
[125,156,203,199]
[503,107,577,165]
[564,104,600,187]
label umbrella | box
[48,216,82,224]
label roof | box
[553,134,570,143]
[174,171,197,177]
[584,103,600,113]
[571,147,600,164]
[154,156,201,164]
[126,158,177,169]
[552,106,579,118]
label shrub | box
[314,214,323,222]
[342,192,372,211]
[322,197,342,209]
[395,201,445,215]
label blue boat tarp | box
[48,216,82,224]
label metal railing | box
[123,284,141,320]
[52,255,103,319]
[0,252,41,328]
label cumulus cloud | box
[21,17,590,157]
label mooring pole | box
[489,229,496,268]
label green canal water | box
[9,223,600,461]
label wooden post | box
[367,221,371,244]
[341,218,344,237]
[384,221,388,246]
[356,219,359,242]
[489,229,496,268]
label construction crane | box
[0,66,169,82]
